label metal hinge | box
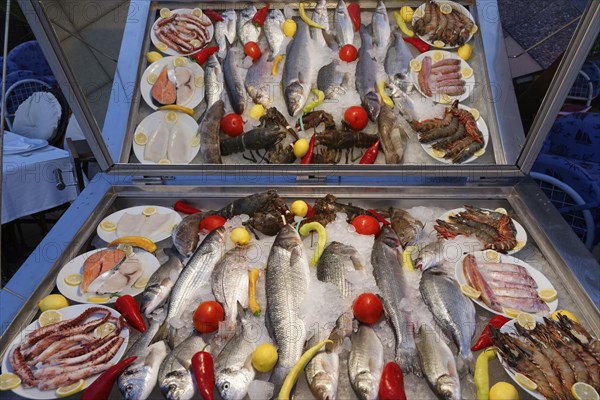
[295,175,340,184]
[131,176,176,185]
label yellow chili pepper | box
[377,81,395,109]
[298,222,327,266]
[157,104,194,116]
[299,3,326,30]
[248,269,261,316]
[474,348,497,400]
[107,236,157,254]
[303,89,325,114]
[402,246,418,272]
[272,54,284,75]
[394,11,414,37]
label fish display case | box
[2,0,600,399]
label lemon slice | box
[469,108,480,120]
[134,276,149,289]
[192,8,203,17]
[134,132,148,145]
[462,67,474,79]
[538,288,557,302]
[552,309,579,323]
[495,207,508,214]
[439,94,452,104]
[513,240,526,251]
[39,310,63,327]
[147,73,158,85]
[158,159,172,165]
[88,296,110,303]
[503,307,521,318]
[572,382,600,400]
[414,7,425,18]
[191,135,201,147]
[514,373,537,391]
[94,322,116,339]
[483,249,501,263]
[190,39,201,48]
[195,75,204,88]
[56,379,85,397]
[0,373,21,391]
[64,273,82,286]
[473,148,485,157]
[100,220,116,232]
[470,24,479,35]
[433,40,445,48]
[159,8,171,19]
[432,51,444,63]
[173,56,187,67]
[143,206,157,216]
[460,284,481,299]
[165,111,178,123]
[116,244,134,257]
[440,3,453,14]
[431,148,446,158]
[410,59,422,72]
[516,312,536,330]
[155,42,168,51]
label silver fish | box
[158,333,206,400]
[264,9,285,59]
[215,10,236,59]
[312,0,332,47]
[223,47,247,115]
[172,212,210,257]
[385,30,413,91]
[378,105,408,164]
[416,240,445,270]
[245,50,274,107]
[371,225,421,376]
[305,334,340,400]
[140,249,184,316]
[372,1,390,48]
[356,25,381,121]
[211,247,249,332]
[348,325,384,400]
[237,6,260,45]
[420,268,476,371]
[266,225,311,385]
[215,322,256,400]
[317,60,350,100]
[415,324,461,400]
[198,100,225,164]
[204,55,224,110]
[390,208,424,247]
[334,0,354,46]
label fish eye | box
[126,384,133,392]
[223,382,230,391]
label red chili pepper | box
[379,362,407,400]
[471,315,510,351]
[203,9,224,22]
[403,36,430,53]
[81,356,137,400]
[115,295,146,333]
[301,133,316,164]
[367,209,390,225]
[359,140,380,164]
[252,4,270,27]
[192,347,214,400]
[306,203,314,218]
[174,200,202,214]
[191,46,219,65]
[347,3,361,32]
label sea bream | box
[317,60,350,100]
[378,105,408,164]
[390,207,424,247]
[348,325,384,400]
[204,55,224,109]
[334,0,354,46]
[385,30,413,91]
[245,50,274,107]
[237,6,260,45]
[372,1,391,48]
[356,25,382,121]
[215,321,256,400]
[215,10,236,60]
[211,246,249,333]
[158,333,206,400]
[264,9,285,59]
[223,47,247,115]
[140,249,184,316]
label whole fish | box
[158,333,206,400]
[159,227,226,347]
[215,322,256,400]
[356,25,381,121]
[245,50,274,107]
[415,324,461,400]
[305,333,340,400]
[420,269,476,372]
[348,325,384,400]
[264,9,285,59]
[416,240,445,270]
[371,225,421,376]
[266,225,311,385]
[378,105,408,164]
[312,0,332,47]
[237,6,260,45]
[385,30,413,90]
[334,0,354,46]
[198,100,225,164]
[204,55,224,109]
[317,60,350,100]
[215,10,236,60]
[140,249,184,316]
[223,48,247,115]
[390,208,424,247]
[372,1,390,48]
[211,247,249,332]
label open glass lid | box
[21,0,599,176]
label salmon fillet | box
[81,249,126,293]
[151,66,176,105]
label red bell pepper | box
[471,315,510,351]
[192,347,215,400]
[359,140,380,164]
[347,3,361,32]
[367,209,390,226]
[203,9,224,22]
[81,356,137,400]
[115,295,146,333]
[252,4,270,27]
[174,200,202,214]
[306,203,314,218]
[403,36,430,53]
[379,362,407,400]
[191,46,219,65]
[301,133,316,164]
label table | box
[2,146,78,223]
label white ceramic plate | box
[438,207,528,254]
[411,0,477,49]
[140,56,205,110]
[96,205,182,243]
[455,251,558,317]
[1,304,129,399]
[132,111,200,165]
[56,248,160,304]
[151,8,214,56]
[410,50,475,103]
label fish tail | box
[153,321,173,347]
[457,350,475,376]
[396,345,422,377]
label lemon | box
[116,243,134,257]
[432,51,444,63]
[147,73,158,85]
[174,56,187,67]
[88,296,110,303]
[460,284,481,299]
[552,309,579,323]
[414,7,425,18]
[503,307,521,318]
[195,75,204,88]
[192,8,202,17]
[431,148,446,158]
[143,206,157,216]
[462,67,474,79]
[100,220,117,232]
[433,40,445,48]
[400,6,414,22]
[0,373,21,391]
[159,8,171,19]
[293,139,309,158]
[249,104,266,119]
[514,373,538,391]
[56,379,85,398]
[473,148,485,157]
[469,108,480,120]
[165,111,178,123]
[483,249,501,263]
[230,227,251,246]
[572,382,600,400]
[440,3,453,14]
[38,294,69,312]
[191,135,201,147]
[282,19,297,37]
[252,343,278,372]
[471,24,479,35]
[134,276,149,289]
[410,59,422,72]
[190,39,202,49]
[458,43,472,61]
[538,288,557,302]
[158,159,172,165]
[439,94,452,104]
[146,51,163,63]
[495,207,508,214]
[513,240,526,251]
[94,322,116,339]
[291,200,309,217]
[64,273,82,286]
[39,310,63,327]
[134,132,148,145]
[490,382,519,400]
[155,42,168,51]
[516,312,536,330]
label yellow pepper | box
[402,246,418,272]
[377,81,395,109]
[394,11,414,37]
[157,104,194,116]
[272,55,284,75]
[248,269,261,316]
[107,236,157,254]
[474,348,497,400]
[303,89,325,114]
[299,3,326,29]
[298,222,327,266]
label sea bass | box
[416,240,445,270]
[390,208,424,247]
[215,10,236,60]
[204,55,224,110]
[237,6,260,45]
[317,60,350,100]
[371,225,421,376]
[305,334,340,400]
[211,247,249,333]
[215,322,256,400]
[372,1,390,48]
[140,249,184,316]
[356,25,381,121]
[223,48,247,115]
[348,325,384,400]
[158,333,205,400]
[385,30,413,90]
[264,9,285,59]
[334,0,354,46]
[378,105,408,164]
[198,100,225,164]
[312,0,332,47]
[245,50,274,107]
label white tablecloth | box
[2,146,78,223]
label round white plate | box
[412,1,477,49]
[1,304,129,399]
[455,251,558,317]
[140,56,205,110]
[56,248,160,304]
[96,205,182,243]
[439,207,527,254]
[410,50,475,103]
[151,8,214,56]
[132,111,200,165]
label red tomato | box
[199,215,226,232]
[220,114,244,137]
[244,41,262,61]
[193,301,225,333]
[339,44,358,62]
[344,106,369,131]
[353,293,383,325]
[352,215,380,235]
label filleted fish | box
[140,249,184,316]
[211,246,249,332]
[237,6,260,45]
[158,333,205,400]
[348,325,384,400]
[223,47,247,115]
[264,9,286,59]
[215,321,256,400]
[356,25,382,122]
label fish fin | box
[298,71,306,84]
[457,351,475,376]
[153,320,170,344]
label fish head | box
[354,371,378,400]
[310,370,339,400]
[375,1,388,18]
[160,370,194,400]
[139,284,163,315]
[362,91,381,121]
[378,225,401,248]
[216,368,254,400]
[284,82,306,117]
[119,366,150,400]
[437,374,461,400]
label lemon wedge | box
[431,148,446,158]
[495,207,508,214]
[460,284,481,299]
[134,276,149,289]
[100,220,116,232]
[470,24,479,35]
[552,309,579,323]
[462,67,474,79]
[572,382,600,400]
[88,296,110,303]
[439,94,452,104]
[158,159,172,165]
[165,111,178,123]
[147,73,158,85]
[483,249,501,263]
[173,56,187,67]
[433,40,445,48]
[191,135,200,147]
[134,132,148,146]
[143,206,157,216]
[473,148,485,157]
[56,379,85,397]
[503,307,521,318]
[116,243,134,257]
[410,59,422,72]
[432,51,444,63]
[538,288,557,302]
[190,39,201,49]
[195,75,204,88]
[440,3,453,14]
[39,310,63,327]
[155,42,168,51]
[469,108,480,120]
[516,312,536,330]
[514,373,538,391]
[64,273,82,286]
[192,8,203,17]
[0,373,21,391]
[513,240,526,251]
[94,322,116,339]
[159,8,171,19]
